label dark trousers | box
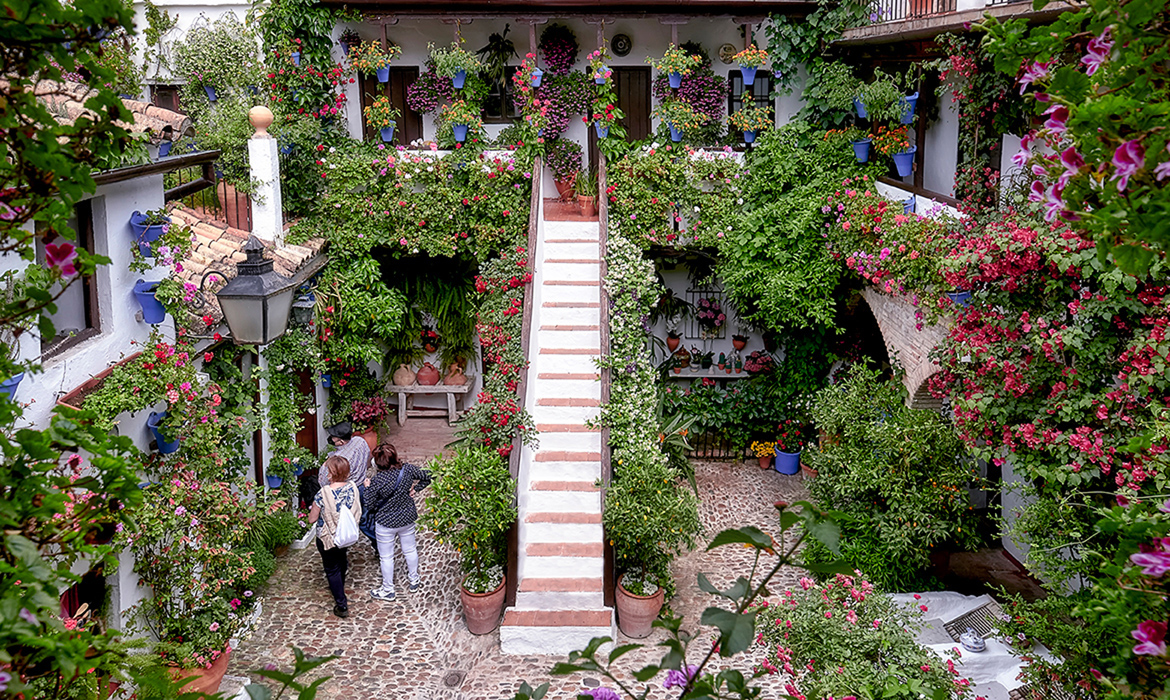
[315,536,349,608]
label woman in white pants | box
[365,444,431,601]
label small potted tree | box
[363,95,400,143]
[419,447,517,634]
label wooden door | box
[614,67,651,141]
[359,67,423,146]
[294,368,318,454]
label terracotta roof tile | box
[25,80,194,144]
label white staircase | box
[500,217,615,654]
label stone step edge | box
[536,423,602,432]
[539,348,600,355]
[534,451,602,462]
[530,480,599,491]
[544,258,601,264]
[516,576,604,592]
[537,373,599,380]
[543,280,601,286]
[544,238,599,243]
[502,609,612,627]
[535,398,601,407]
[524,511,602,524]
[542,302,601,308]
[539,325,601,331]
[525,542,603,557]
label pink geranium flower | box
[45,241,78,276]
[1131,551,1170,577]
[1110,139,1145,192]
[1080,28,1113,76]
[1057,147,1085,188]
[1131,620,1167,656]
[1153,144,1170,181]
[1043,104,1069,136]
[1018,60,1052,95]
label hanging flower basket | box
[380,126,396,142]
[668,123,682,142]
[594,121,609,139]
[203,85,217,102]
[899,92,919,124]
[453,124,469,142]
[147,411,181,454]
[130,210,171,256]
[452,68,467,89]
[851,138,872,163]
[133,280,167,324]
[740,66,758,85]
[743,130,757,144]
[903,196,916,215]
[376,66,390,83]
[853,96,867,119]
[0,372,25,401]
[668,71,682,88]
[892,146,917,177]
[266,474,283,489]
[531,67,543,87]
[594,65,609,84]
[291,51,301,66]
[321,373,332,388]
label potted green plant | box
[430,43,482,89]
[545,138,582,197]
[604,455,700,637]
[652,99,710,143]
[588,47,611,85]
[363,95,400,142]
[648,44,703,88]
[773,418,805,474]
[338,28,360,56]
[349,394,389,450]
[419,446,516,635]
[439,99,483,143]
[588,96,624,139]
[732,44,769,85]
[838,125,873,163]
[728,104,773,144]
[858,68,908,123]
[872,124,914,176]
[575,169,597,217]
[130,208,171,255]
[350,41,401,82]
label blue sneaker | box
[371,587,395,602]
[408,580,421,592]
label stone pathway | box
[230,460,808,698]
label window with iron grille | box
[728,70,775,120]
[482,66,521,123]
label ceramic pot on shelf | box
[393,364,416,386]
[416,362,440,386]
[443,363,467,386]
[731,336,747,351]
[666,333,681,352]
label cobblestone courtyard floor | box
[230,459,809,698]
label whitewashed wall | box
[133,1,256,85]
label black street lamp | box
[214,236,296,345]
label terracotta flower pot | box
[554,177,576,199]
[170,648,232,695]
[461,576,506,634]
[578,195,597,217]
[758,455,772,470]
[358,427,378,451]
[443,363,467,385]
[801,464,819,480]
[732,338,747,351]
[666,334,680,352]
[416,362,440,386]
[615,580,664,638]
[393,364,416,386]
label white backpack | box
[323,484,360,548]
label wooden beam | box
[92,149,221,187]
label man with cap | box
[321,421,375,552]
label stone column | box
[247,106,284,247]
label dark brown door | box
[294,368,318,454]
[359,67,423,146]
[614,67,651,142]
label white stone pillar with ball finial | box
[247,106,284,247]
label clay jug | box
[392,363,416,386]
[416,362,440,386]
[666,333,680,352]
[443,363,467,385]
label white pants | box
[376,522,420,591]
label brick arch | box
[860,288,947,411]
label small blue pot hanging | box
[594,65,608,85]
[743,130,757,144]
[293,463,305,477]
[203,85,217,102]
[453,123,469,142]
[147,411,181,454]
[376,66,390,83]
[853,96,868,119]
[133,280,166,324]
[321,373,332,388]
[158,141,173,158]
[669,123,682,142]
[892,146,917,177]
[594,121,609,139]
[668,71,682,88]
[0,373,25,401]
[266,474,284,489]
[947,291,973,307]
[740,66,758,85]
[899,92,919,124]
[452,69,467,89]
[851,138,872,163]
[291,51,301,66]
[380,126,396,142]
[903,196,916,215]
[531,67,543,87]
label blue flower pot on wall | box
[853,97,868,119]
[452,69,467,89]
[291,51,301,66]
[0,373,25,401]
[147,411,181,454]
[376,66,390,83]
[851,138,872,163]
[321,373,332,387]
[903,196,916,215]
[740,66,757,85]
[133,280,166,324]
[743,130,757,144]
[531,67,543,87]
[774,448,801,475]
[899,92,919,124]
[380,126,396,142]
[594,65,609,84]
[892,146,917,177]
[453,124,469,142]
[130,210,171,256]
[595,121,609,139]
[203,85,217,102]
[668,71,682,88]
[293,463,305,477]
[339,41,350,57]
[669,124,682,142]
[947,290,973,307]
[266,474,283,489]
[158,141,173,158]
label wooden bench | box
[387,383,472,425]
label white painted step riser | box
[521,522,603,542]
[536,431,603,452]
[500,625,614,656]
[542,242,600,259]
[533,379,601,399]
[544,221,601,238]
[535,354,598,374]
[521,490,601,513]
[540,284,600,304]
[541,307,601,325]
[529,405,599,423]
[537,329,600,348]
[525,462,602,482]
[521,557,604,579]
[512,591,606,609]
[543,262,601,280]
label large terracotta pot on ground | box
[170,648,232,695]
[461,577,506,634]
[615,580,664,638]
[358,428,378,451]
[554,177,576,199]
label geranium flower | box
[1153,144,1170,181]
[1042,104,1069,136]
[1110,139,1145,192]
[1018,60,1051,94]
[1057,147,1085,188]
[1131,620,1167,656]
[45,241,78,276]
[1080,28,1113,76]
[1131,550,1170,577]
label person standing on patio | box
[308,455,361,618]
[321,421,376,553]
[366,443,431,601]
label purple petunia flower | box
[588,688,621,700]
[1080,28,1113,76]
[1132,620,1167,656]
[1110,139,1145,192]
[663,664,700,689]
[1018,60,1051,95]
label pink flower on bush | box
[209,621,220,632]
[1017,60,1051,94]
[1042,104,1069,136]
[1110,139,1145,192]
[45,241,78,276]
[1131,620,1167,656]
[1080,28,1113,76]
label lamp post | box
[214,236,297,345]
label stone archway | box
[859,287,948,411]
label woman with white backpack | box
[308,455,362,618]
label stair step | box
[539,325,600,331]
[528,405,599,424]
[545,258,601,264]
[537,373,599,380]
[510,590,606,611]
[540,282,599,304]
[525,511,602,524]
[517,576,603,592]
[502,609,611,626]
[531,480,599,491]
[536,431,603,452]
[536,423,601,432]
[544,279,600,286]
[538,347,600,355]
[534,451,601,462]
[526,462,601,482]
[522,555,603,578]
[542,301,600,308]
[525,541,604,557]
[535,397,600,407]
